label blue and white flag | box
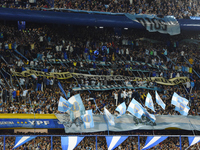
[61,136,84,150]
[58,81,68,99]
[106,136,128,150]
[68,94,85,121]
[155,91,165,110]
[145,93,155,112]
[13,136,37,149]
[175,102,190,116]
[143,109,156,122]
[127,98,144,119]
[171,92,180,106]
[171,92,188,106]
[104,107,115,126]
[115,102,126,118]
[58,96,72,112]
[81,109,94,129]
[188,136,200,148]
[125,14,180,35]
[142,136,168,150]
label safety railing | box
[1,134,198,150]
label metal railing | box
[1,134,198,150]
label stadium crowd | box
[0,22,200,117]
[0,0,200,18]
[0,1,200,150]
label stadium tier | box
[1,1,200,149]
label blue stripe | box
[14,136,37,149]
[106,136,113,148]
[143,136,168,150]
[61,137,69,150]
[61,136,84,150]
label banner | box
[73,74,190,85]
[56,114,200,133]
[0,118,64,128]
[1,114,200,132]
[12,70,72,79]
[72,85,162,91]
[12,70,190,85]
[46,59,167,70]
[125,14,180,35]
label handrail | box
[9,51,20,60]
[0,70,11,89]
[0,134,197,137]
[0,56,8,65]
[14,50,28,61]
[1,68,14,89]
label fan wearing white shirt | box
[85,80,89,87]
[128,89,132,103]
[91,80,96,86]
[123,89,127,101]
[114,91,118,106]
[125,48,129,59]
[125,80,129,86]
[19,78,25,87]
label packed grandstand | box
[1,0,200,150]
[1,0,200,18]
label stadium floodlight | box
[99,26,104,28]
[124,28,128,30]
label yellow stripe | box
[0,114,57,119]
[0,128,62,129]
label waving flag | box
[188,136,200,148]
[171,92,188,107]
[142,136,168,150]
[68,94,85,121]
[13,136,37,149]
[104,107,115,126]
[155,91,166,110]
[106,136,128,150]
[175,102,190,116]
[61,136,84,150]
[127,98,144,119]
[115,102,126,118]
[81,109,94,128]
[145,93,155,112]
[171,93,190,116]
[58,96,72,112]
[143,109,156,122]
[58,81,68,99]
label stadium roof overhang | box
[0,8,200,31]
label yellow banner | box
[0,114,57,119]
[12,70,190,85]
[132,77,190,85]
[12,70,72,79]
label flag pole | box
[96,136,98,150]
[103,114,109,135]
[138,135,140,150]
[179,135,182,150]
[51,136,53,150]
[3,136,5,150]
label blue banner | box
[0,118,64,128]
